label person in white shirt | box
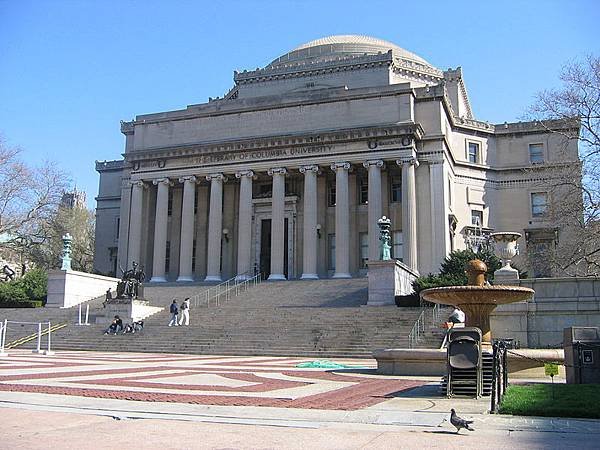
[448,307,465,326]
[179,297,190,326]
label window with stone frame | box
[165,241,171,273]
[392,231,403,261]
[471,209,483,227]
[467,141,480,164]
[191,239,197,273]
[390,175,402,202]
[167,190,174,216]
[359,178,368,204]
[531,192,549,217]
[328,233,336,270]
[529,143,544,164]
[359,232,368,268]
[327,182,336,207]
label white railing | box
[191,271,262,308]
[77,303,90,326]
[0,319,55,356]
[408,303,445,349]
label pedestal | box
[366,260,419,306]
[493,267,520,286]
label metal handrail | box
[408,308,426,348]
[191,271,262,308]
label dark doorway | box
[259,218,289,279]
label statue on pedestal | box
[377,216,392,261]
[116,261,146,299]
[60,233,73,271]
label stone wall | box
[46,270,119,308]
[491,277,600,348]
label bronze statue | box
[116,261,145,299]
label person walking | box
[179,297,190,326]
[168,299,179,326]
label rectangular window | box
[165,241,171,273]
[328,234,336,270]
[167,190,174,216]
[471,210,483,227]
[328,183,336,207]
[468,142,480,164]
[359,179,368,204]
[359,232,369,269]
[531,192,549,217]
[392,231,403,262]
[391,176,402,202]
[191,239,197,273]
[529,143,544,164]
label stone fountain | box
[420,259,534,344]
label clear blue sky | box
[1,0,598,209]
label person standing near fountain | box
[448,307,465,327]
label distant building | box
[94,35,579,281]
[61,187,86,210]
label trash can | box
[564,327,600,384]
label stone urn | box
[490,232,521,284]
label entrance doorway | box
[259,218,288,279]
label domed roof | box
[267,34,431,68]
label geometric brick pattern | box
[0,350,426,410]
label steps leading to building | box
[4,278,449,357]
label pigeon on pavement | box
[450,408,474,433]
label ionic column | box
[235,170,254,280]
[331,162,351,278]
[205,173,227,282]
[397,157,419,272]
[150,178,171,282]
[127,180,146,268]
[300,165,319,279]
[177,176,197,282]
[268,167,287,281]
[363,160,384,262]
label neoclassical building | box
[94,35,577,281]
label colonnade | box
[126,158,421,282]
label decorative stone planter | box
[490,232,521,285]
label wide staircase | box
[3,279,448,358]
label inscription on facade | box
[138,145,333,169]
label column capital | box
[129,180,147,189]
[363,159,385,169]
[331,162,351,171]
[152,177,173,186]
[268,167,287,176]
[235,170,255,179]
[206,173,227,182]
[178,175,197,184]
[299,164,319,174]
[396,157,420,168]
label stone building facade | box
[94,35,578,280]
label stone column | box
[235,170,254,280]
[268,167,287,280]
[177,176,197,282]
[363,160,384,262]
[397,157,419,272]
[127,180,146,268]
[205,173,227,282]
[150,178,171,282]
[429,161,448,273]
[300,165,319,279]
[331,162,352,278]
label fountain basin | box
[421,285,534,343]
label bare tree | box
[0,137,70,264]
[527,56,600,275]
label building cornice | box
[124,122,423,163]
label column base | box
[176,275,194,282]
[267,274,286,281]
[149,276,167,283]
[204,275,222,282]
[300,273,319,280]
[332,272,352,279]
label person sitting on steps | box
[104,315,123,335]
